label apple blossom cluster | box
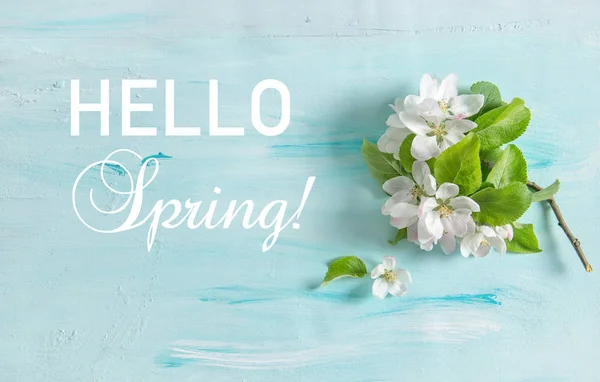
[323,73,563,298]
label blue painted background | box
[1,1,600,381]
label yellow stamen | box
[383,270,398,283]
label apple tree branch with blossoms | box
[321,73,591,299]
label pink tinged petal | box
[437,73,458,100]
[383,256,396,270]
[465,217,476,235]
[399,112,432,136]
[395,268,412,284]
[418,197,438,217]
[383,176,415,195]
[390,202,419,218]
[489,236,507,255]
[386,113,406,128]
[388,281,408,297]
[445,119,477,134]
[450,196,480,212]
[423,174,437,196]
[390,216,418,229]
[407,222,419,243]
[419,73,438,99]
[372,278,389,299]
[411,160,431,186]
[507,225,514,241]
[371,264,385,279]
[440,232,456,255]
[424,211,444,240]
[461,232,484,257]
[436,183,460,200]
[450,94,484,119]
[411,135,441,161]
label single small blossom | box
[382,161,436,229]
[416,73,485,121]
[377,98,412,159]
[460,225,507,258]
[418,182,480,251]
[495,224,514,241]
[371,256,412,299]
[399,113,478,161]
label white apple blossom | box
[381,161,437,230]
[418,182,480,254]
[460,225,507,258]
[416,73,485,121]
[371,256,412,299]
[377,98,411,159]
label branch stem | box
[527,181,592,272]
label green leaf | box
[388,228,408,245]
[531,179,560,202]
[434,133,482,195]
[321,256,368,287]
[470,81,504,120]
[471,182,533,226]
[480,148,504,180]
[398,134,435,175]
[361,138,405,185]
[506,222,542,253]
[473,98,531,150]
[399,134,417,173]
[486,144,528,188]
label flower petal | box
[450,94,484,119]
[396,268,412,284]
[445,119,477,134]
[419,73,438,99]
[382,190,414,215]
[473,243,492,258]
[372,278,389,299]
[399,112,432,136]
[418,197,438,217]
[383,256,396,270]
[407,222,419,243]
[390,202,419,218]
[436,183,460,200]
[446,213,468,237]
[411,160,430,186]
[390,98,404,113]
[443,131,465,147]
[420,238,435,251]
[386,113,406,128]
[440,232,456,255]
[370,264,385,279]
[479,225,496,237]
[411,135,441,161]
[424,211,444,240]
[418,216,435,243]
[461,232,483,258]
[490,235,507,255]
[423,174,437,196]
[382,176,415,195]
[390,216,418,229]
[388,281,408,297]
[377,127,410,159]
[437,73,458,100]
[403,95,420,113]
[449,196,480,212]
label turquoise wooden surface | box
[1,1,600,381]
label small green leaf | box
[486,144,528,188]
[507,223,542,253]
[388,228,408,245]
[473,98,531,150]
[480,148,504,180]
[470,81,504,120]
[471,182,533,226]
[531,179,560,202]
[321,256,368,287]
[399,134,417,173]
[398,134,435,175]
[434,133,482,195]
[361,138,405,185]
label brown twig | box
[527,181,592,272]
